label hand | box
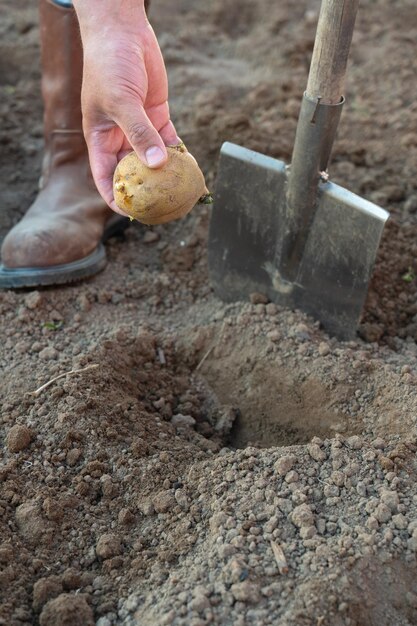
[74,1,179,214]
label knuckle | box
[127,122,153,146]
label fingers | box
[84,106,180,215]
[116,104,168,169]
[85,129,129,216]
[159,119,181,147]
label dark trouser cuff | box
[52,0,151,10]
[51,0,73,6]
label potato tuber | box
[113,144,210,226]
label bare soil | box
[1,1,417,625]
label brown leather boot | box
[0,0,127,288]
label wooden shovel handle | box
[306,0,360,104]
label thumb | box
[117,104,168,168]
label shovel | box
[208,0,389,340]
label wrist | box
[73,0,148,39]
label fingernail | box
[145,146,165,167]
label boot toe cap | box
[1,221,96,269]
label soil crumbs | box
[1,1,417,625]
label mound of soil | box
[1,1,417,625]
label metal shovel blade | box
[208,142,389,340]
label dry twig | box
[196,345,214,371]
[31,364,99,397]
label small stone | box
[363,450,376,462]
[311,436,324,446]
[66,448,82,467]
[118,508,135,525]
[327,521,340,536]
[407,536,417,552]
[293,323,311,341]
[77,293,91,312]
[230,581,260,603]
[100,475,116,498]
[25,291,42,310]
[266,330,281,342]
[218,544,236,559]
[356,482,367,497]
[171,414,196,428]
[142,230,160,244]
[274,455,296,476]
[214,406,237,436]
[392,514,408,530]
[6,424,33,452]
[300,525,316,540]
[366,516,379,530]
[174,489,189,509]
[96,533,122,560]
[137,499,154,516]
[285,470,299,484]
[61,568,82,591]
[318,342,330,356]
[16,501,47,544]
[404,194,417,213]
[380,489,399,512]
[371,437,386,450]
[15,340,31,354]
[124,594,140,611]
[346,435,363,449]
[265,303,278,315]
[43,497,64,522]
[153,491,176,514]
[189,595,210,612]
[276,497,292,514]
[291,503,315,528]
[209,512,229,532]
[249,292,269,305]
[374,503,392,524]
[39,594,94,626]
[307,443,326,462]
[33,576,63,611]
[39,346,59,361]
[324,484,339,498]
[408,520,417,534]
[379,456,394,471]
[330,471,345,487]
[192,585,210,598]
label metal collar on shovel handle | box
[208,0,389,340]
[281,0,359,283]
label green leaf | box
[401,267,415,283]
[43,321,63,331]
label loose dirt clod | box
[96,534,123,560]
[6,424,33,452]
[39,594,94,626]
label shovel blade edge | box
[208,142,389,340]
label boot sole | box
[0,216,130,289]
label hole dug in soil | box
[194,337,355,450]
[211,365,340,449]
[184,309,417,450]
